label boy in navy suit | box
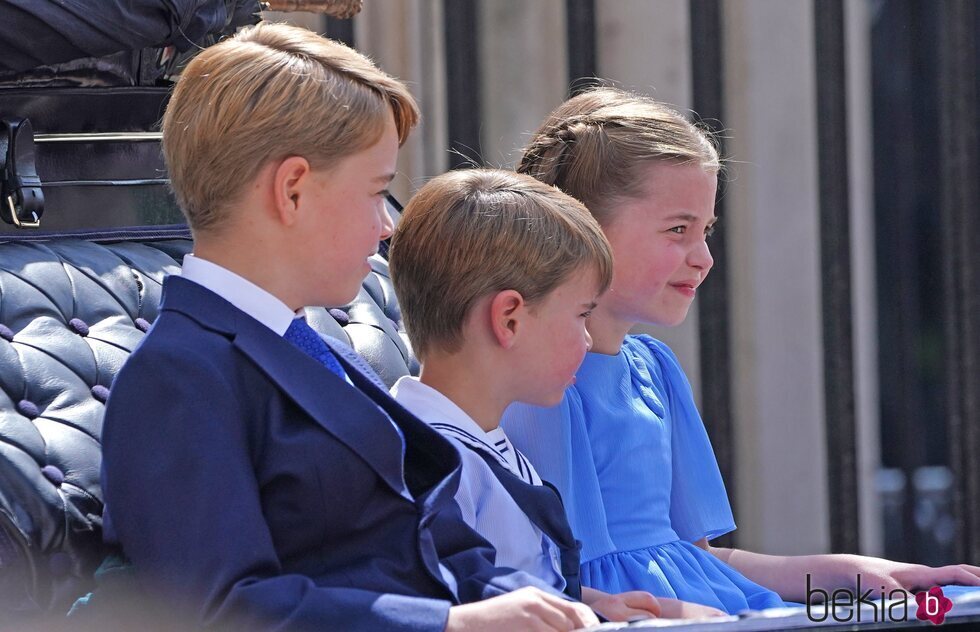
[95,23,597,631]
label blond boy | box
[95,24,596,631]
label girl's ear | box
[489,290,525,349]
[272,156,312,226]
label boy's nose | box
[584,326,593,351]
[379,205,395,241]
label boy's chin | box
[318,280,367,309]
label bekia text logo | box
[806,575,953,625]
[916,586,953,625]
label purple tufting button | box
[17,400,39,419]
[135,318,152,333]
[0,324,13,342]
[91,385,110,403]
[328,308,350,326]
[41,465,65,487]
[68,318,90,336]
[48,552,72,577]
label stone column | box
[477,0,568,168]
[722,0,830,555]
[845,0,883,556]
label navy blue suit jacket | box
[99,276,553,630]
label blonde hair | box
[389,169,613,361]
[518,87,720,225]
[162,22,419,233]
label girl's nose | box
[689,237,714,271]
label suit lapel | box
[326,340,465,502]
[161,276,411,501]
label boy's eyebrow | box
[583,301,599,310]
[374,173,396,183]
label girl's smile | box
[586,162,718,353]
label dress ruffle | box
[582,540,784,612]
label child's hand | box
[581,587,661,622]
[846,558,980,592]
[446,586,599,632]
[657,597,726,619]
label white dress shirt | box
[180,254,296,335]
[391,376,565,590]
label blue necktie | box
[283,317,346,379]
[285,316,410,493]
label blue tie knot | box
[283,318,346,379]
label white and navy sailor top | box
[391,376,564,590]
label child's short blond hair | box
[162,22,419,233]
[389,169,613,361]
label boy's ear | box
[489,290,526,349]
[272,156,312,226]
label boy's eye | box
[580,310,592,318]
[377,189,390,198]
[668,226,686,235]
[705,224,716,238]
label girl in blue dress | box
[502,86,980,614]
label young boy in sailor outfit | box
[389,168,709,622]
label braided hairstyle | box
[518,87,720,226]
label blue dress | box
[502,335,785,613]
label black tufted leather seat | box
[0,234,418,622]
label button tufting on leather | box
[328,308,350,326]
[68,318,90,336]
[17,400,39,419]
[0,236,417,616]
[41,465,65,487]
[90,385,110,403]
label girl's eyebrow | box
[662,213,719,225]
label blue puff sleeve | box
[633,335,736,543]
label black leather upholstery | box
[0,235,418,620]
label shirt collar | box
[179,254,296,336]
[392,376,511,458]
